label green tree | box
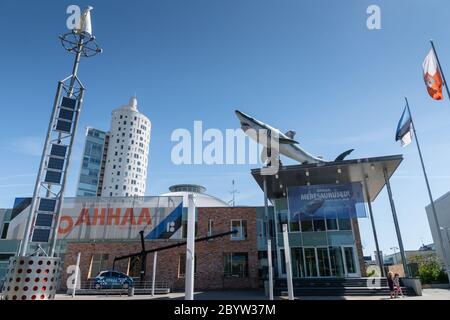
[409,253,448,284]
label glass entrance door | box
[316,247,331,277]
[303,248,318,277]
[329,246,345,277]
[291,248,305,278]
[342,246,358,277]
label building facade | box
[76,128,109,197]
[426,192,450,271]
[61,206,261,291]
[101,97,151,197]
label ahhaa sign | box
[287,183,367,221]
[6,196,183,241]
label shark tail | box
[334,149,354,162]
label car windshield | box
[97,271,110,277]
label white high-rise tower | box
[101,97,151,197]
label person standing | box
[387,272,395,299]
[393,273,404,298]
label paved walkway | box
[55,288,450,300]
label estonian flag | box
[395,107,413,147]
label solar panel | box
[44,170,62,184]
[47,157,65,171]
[50,144,67,158]
[31,228,51,243]
[61,97,77,110]
[58,108,74,121]
[35,213,54,227]
[55,120,72,133]
[38,198,57,212]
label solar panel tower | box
[1,7,101,300]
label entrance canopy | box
[251,155,403,203]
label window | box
[128,256,142,278]
[207,219,214,237]
[88,254,109,278]
[326,218,338,231]
[224,253,248,278]
[313,219,326,231]
[1,222,9,239]
[231,220,247,240]
[289,220,300,232]
[182,222,198,238]
[301,219,313,232]
[178,253,196,277]
[338,218,352,231]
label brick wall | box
[61,206,259,291]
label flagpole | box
[430,40,450,101]
[405,97,450,282]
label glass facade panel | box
[301,219,313,232]
[313,219,326,232]
[302,232,327,246]
[317,247,331,276]
[326,218,338,231]
[329,246,345,277]
[224,253,248,278]
[304,248,318,277]
[338,218,352,231]
[271,186,361,279]
[344,247,356,274]
[76,128,107,197]
[291,248,305,278]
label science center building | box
[0,155,402,292]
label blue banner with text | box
[287,183,367,220]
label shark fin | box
[334,149,354,162]
[285,130,296,139]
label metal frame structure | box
[20,22,101,258]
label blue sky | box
[1,0,450,257]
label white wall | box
[425,191,450,268]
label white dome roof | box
[160,184,229,207]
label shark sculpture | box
[235,110,354,164]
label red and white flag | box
[422,49,443,100]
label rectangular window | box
[178,253,196,277]
[338,218,352,231]
[289,220,300,232]
[182,222,198,238]
[224,253,248,278]
[88,254,109,278]
[1,222,9,239]
[207,219,214,237]
[326,218,338,231]
[127,256,141,278]
[313,219,326,232]
[231,219,247,240]
[301,219,313,232]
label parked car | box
[93,270,134,290]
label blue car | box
[93,270,134,290]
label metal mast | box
[20,7,102,257]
